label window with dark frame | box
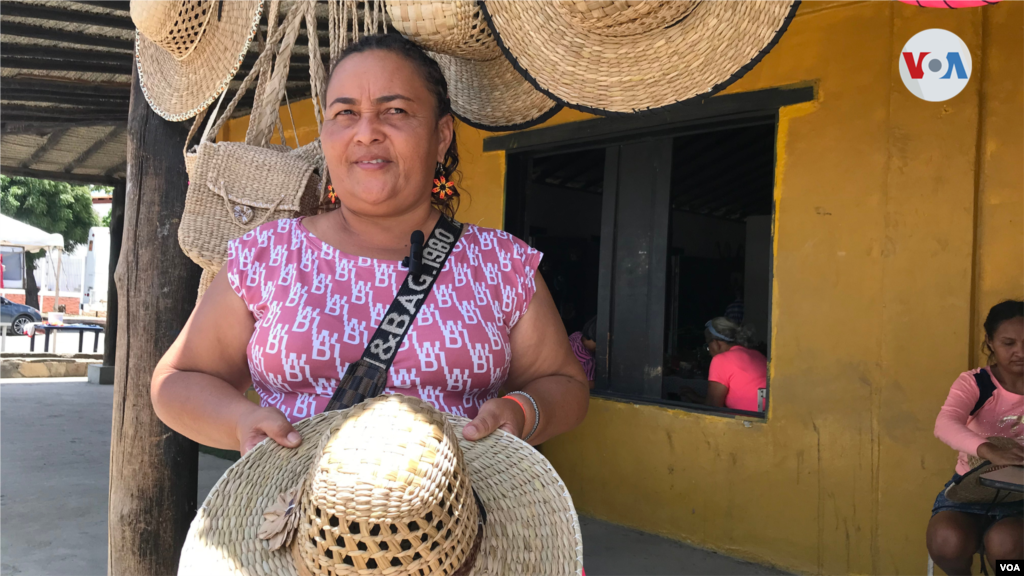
[491,84,814,418]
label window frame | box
[489,84,815,418]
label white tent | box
[0,214,65,311]
[0,214,64,252]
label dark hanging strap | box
[970,368,996,416]
[324,216,463,412]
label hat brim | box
[430,51,562,132]
[136,0,263,122]
[480,0,801,116]
[178,409,583,576]
[945,463,1024,504]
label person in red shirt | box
[704,317,767,412]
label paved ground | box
[1,332,105,355]
[0,378,784,576]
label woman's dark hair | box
[325,34,461,218]
[581,316,597,342]
[983,299,1024,360]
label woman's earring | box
[432,161,457,201]
[326,183,338,204]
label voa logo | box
[899,29,972,102]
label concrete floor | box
[0,378,784,576]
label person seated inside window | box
[569,316,597,389]
[704,317,767,412]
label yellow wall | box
[541,3,1023,575]
[219,4,1022,572]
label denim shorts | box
[932,473,1024,522]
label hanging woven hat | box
[132,0,264,122]
[480,0,801,116]
[945,437,1024,504]
[178,394,583,575]
[386,1,561,131]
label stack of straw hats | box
[133,1,801,126]
[481,0,800,115]
[390,0,799,128]
[387,1,563,131]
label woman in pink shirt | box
[704,317,767,412]
[150,35,589,457]
[927,300,1023,574]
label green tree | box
[100,211,112,227]
[1,176,98,310]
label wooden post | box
[109,60,202,576]
[103,179,125,367]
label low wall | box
[1,354,101,379]
[2,293,81,315]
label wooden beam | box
[0,22,133,51]
[2,90,129,107]
[63,126,126,173]
[103,178,126,368]
[109,60,200,576]
[19,128,70,169]
[1,103,125,114]
[1,77,131,96]
[1,56,131,75]
[0,165,120,186]
[71,0,131,12]
[1,43,132,64]
[1,120,126,135]
[0,3,135,30]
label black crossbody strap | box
[325,215,463,411]
[970,368,996,416]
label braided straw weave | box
[178,395,584,576]
[482,0,800,115]
[133,0,264,121]
[387,1,559,131]
[180,1,327,297]
[946,437,1024,504]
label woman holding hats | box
[150,13,590,571]
[151,33,590,458]
[927,300,1023,575]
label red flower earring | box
[432,162,457,201]
[432,175,455,200]
[326,184,338,204]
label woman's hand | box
[977,440,1024,465]
[462,397,527,441]
[235,405,303,456]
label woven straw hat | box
[178,395,583,575]
[132,0,264,121]
[945,436,1024,504]
[480,0,801,115]
[387,1,561,131]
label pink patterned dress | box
[225,218,543,423]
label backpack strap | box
[970,368,996,416]
[324,215,463,412]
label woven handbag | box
[179,0,328,296]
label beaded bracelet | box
[505,391,540,442]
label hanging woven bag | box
[179,0,328,296]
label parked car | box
[1,297,42,335]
